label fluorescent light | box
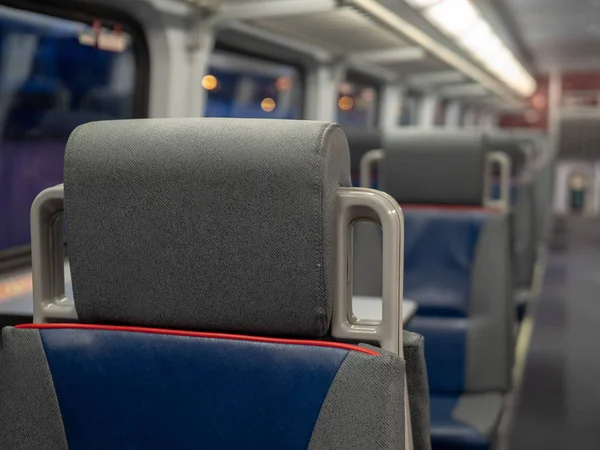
[404,0,442,8]
[424,0,478,36]
[459,22,502,56]
[484,50,514,73]
[405,0,536,98]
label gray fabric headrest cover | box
[65,118,351,337]
[381,130,486,205]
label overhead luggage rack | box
[376,57,447,78]
[250,7,410,56]
[210,0,526,107]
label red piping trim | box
[402,204,500,213]
[16,323,380,356]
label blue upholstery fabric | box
[490,181,518,205]
[408,316,468,393]
[351,173,378,189]
[429,396,490,450]
[403,209,486,318]
[40,328,350,450]
[403,208,497,448]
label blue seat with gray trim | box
[361,130,514,450]
[0,119,416,450]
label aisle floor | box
[510,217,600,449]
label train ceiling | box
[198,0,537,110]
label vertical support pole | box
[444,100,461,127]
[189,17,216,117]
[378,83,404,130]
[418,93,438,127]
[305,61,346,121]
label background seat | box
[486,132,547,319]
[360,129,515,450]
[430,393,503,450]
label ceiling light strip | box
[344,0,519,101]
[406,0,536,97]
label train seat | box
[429,393,503,450]
[512,172,537,320]
[362,130,514,450]
[402,207,512,450]
[0,119,415,450]
[487,133,547,320]
[491,174,536,320]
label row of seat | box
[0,119,553,450]
[1,119,433,450]
[348,127,554,450]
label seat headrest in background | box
[64,118,351,337]
[342,127,382,173]
[381,130,487,205]
[485,132,530,176]
[505,129,549,153]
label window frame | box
[0,0,150,269]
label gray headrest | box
[64,118,351,337]
[342,127,382,173]
[381,130,486,205]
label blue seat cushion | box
[407,316,468,393]
[403,207,487,318]
[490,180,518,204]
[24,323,381,450]
[430,394,503,450]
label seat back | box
[402,207,513,394]
[362,130,514,394]
[535,152,555,242]
[486,132,537,290]
[1,119,412,450]
[512,174,537,290]
[353,130,489,297]
[521,132,554,243]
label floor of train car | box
[508,216,600,450]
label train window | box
[0,4,147,255]
[337,80,378,128]
[204,50,303,119]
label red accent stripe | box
[16,323,380,356]
[402,204,500,213]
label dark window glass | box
[204,50,303,119]
[337,81,377,128]
[0,5,141,253]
